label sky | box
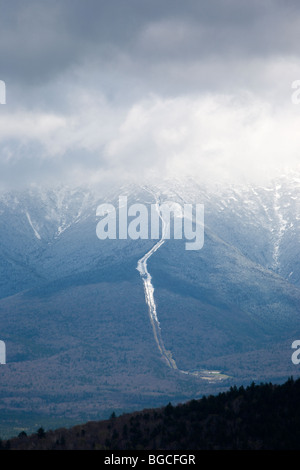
[0,0,300,190]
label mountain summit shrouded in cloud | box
[0,0,300,189]
[0,2,300,441]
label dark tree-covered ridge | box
[2,377,300,450]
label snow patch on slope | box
[26,211,41,240]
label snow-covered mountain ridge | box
[0,172,299,430]
[0,172,298,300]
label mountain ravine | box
[0,173,299,437]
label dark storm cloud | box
[1,0,300,88]
[0,0,300,189]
